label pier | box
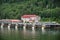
[0,20,60,31]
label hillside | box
[0,0,60,23]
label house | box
[21,15,40,23]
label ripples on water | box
[0,28,60,40]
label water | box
[0,28,60,40]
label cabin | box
[21,15,40,23]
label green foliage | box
[0,0,60,23]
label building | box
[21,15,40,23]
[0,19,22,23]
[9,19,22,23]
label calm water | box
[0,27,60,40]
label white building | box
[21,15,40,23]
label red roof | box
[9,20,22,22]
[21,15,37,18]
[1,19,22,22]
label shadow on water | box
[0,29,5,40]
[56,33,60,40]
[0,35,3,40]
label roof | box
[10,20,21,22]
[1,19,21,22]
[21,15,37,18]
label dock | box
[0,20,60,31]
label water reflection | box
[32,28,36,40]
[22,28,36,40]
[23,29,26,36]
[0,28,4,33]
[23,26,26,36]
[0,27,60,40]
[32,28,35,35]
[42,28,46,34]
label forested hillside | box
[0,0,60,23]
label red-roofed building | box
[10,19,22,22]
[21,15,40,23]
[1,19,22,23]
